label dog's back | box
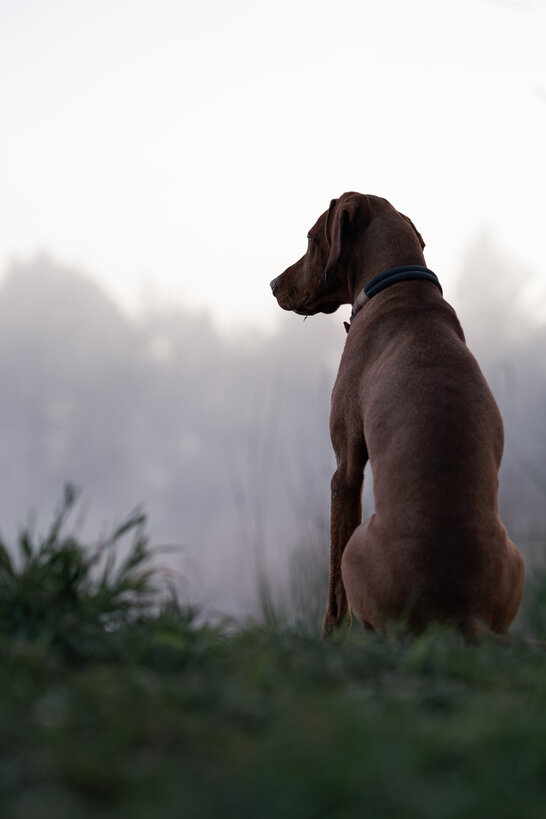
[339,282,525,633]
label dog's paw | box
[321,616,336,639]
[321,610,350,639]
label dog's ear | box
[324,192,371,281]
[400,212,426,250]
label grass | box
[1,489,546,818]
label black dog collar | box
[345,265,443,333]
[364,265,442,299]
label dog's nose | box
[270,276,280,294]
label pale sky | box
[1,0,545,332]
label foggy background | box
[0,242,544,618]
[1,0,545,618]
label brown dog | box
[271,192,525,638]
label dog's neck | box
[344,265,442,333]
[363,265,441,300]
[345,209,427,304]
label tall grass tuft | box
[0,484,161,661]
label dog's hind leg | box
[340,516,384,632]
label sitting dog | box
[271,192,525,637]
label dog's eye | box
[307,235,313,245]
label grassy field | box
[1,488,546,819]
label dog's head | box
[270,192,425,316]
